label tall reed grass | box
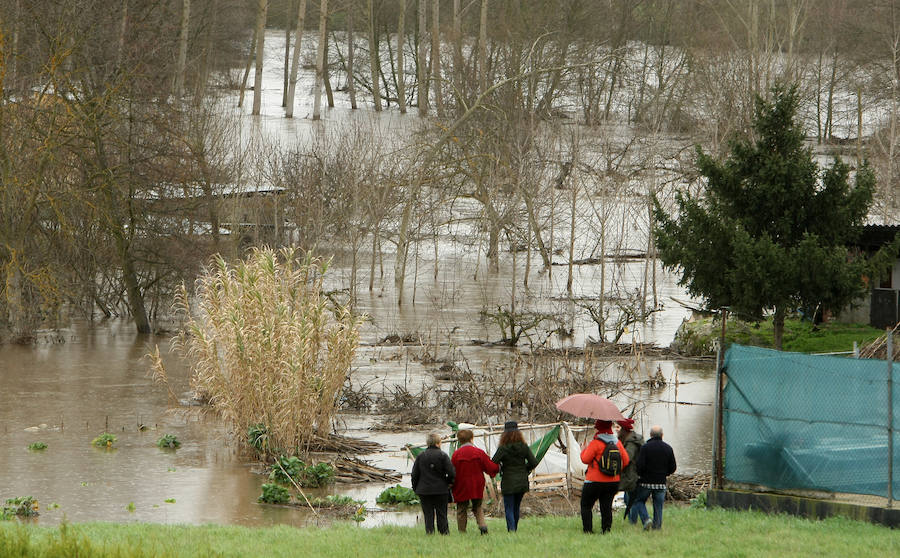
[158,247,362,455]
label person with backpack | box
[616,418,644,524]
[632,424,677,530]
[579,419,630,534]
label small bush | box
[691,490,708,509]
[269,456,305,486]
[2,497,39,519]
[27,442,47,451]
[156,434,181,449]
[376,485,419,506]
[91,433,117,449]
[301,462,335,488]
[258,483,290,505]
[248,424,271,453]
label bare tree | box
[252,0,268,115]
[368,0,382,111]
[285,0,308,118]
[313,0,329,119]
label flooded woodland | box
[3,0,898,529]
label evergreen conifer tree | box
[654,84,886,350]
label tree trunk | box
[323,32,334,107]
[773,306,785,351]
[397,0,407,113]
[115,234,151,334]
[347,5,357,109]
[417,0,428,116]
[252,0,268,115]
[478,0,487,91]
[174,0,191,104]
[312,0,329,120]
[282,2,292,107]
[285,0,308,118]
[368,0,382,111]
[238,30,257,107]
[115,0,127,72]
[431,0,443,117]
[195,0,219,102]
[566,179,576,295]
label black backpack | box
[596,440,623,476]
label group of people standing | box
[580,418,676,533]
[410,418,676,535]
[411,421,536,535]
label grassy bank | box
[1,506,895,558]
[673,317,883,356]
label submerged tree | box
[654,84,882,350]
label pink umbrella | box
[555,393,625,421]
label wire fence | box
[713,344,898,507]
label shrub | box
[156,434,181,449]
[376,485,419,506]
[159,248,363,454]
[269,456,305,486]
[2,497,39,519]
[258,483,290,505]
[91,433,117,449]
[301,462,335,488]
[27,442,47,451]
[248,424,271,453]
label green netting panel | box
[530,425,561,464]
[723,344,899,498]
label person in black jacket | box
[632,425,676,530]
[411,432,456,534]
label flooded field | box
[0,275,713,528]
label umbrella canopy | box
[555,393,625,421]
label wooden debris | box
[333,457,401,484]
[308,434,382,454]
[667,471,711,501]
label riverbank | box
[2,506,895,557]
[671,317,883,356]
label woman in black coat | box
[411,431,456,534]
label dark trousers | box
[502,492,525,532]
[580,481,618,534]
[419,493,450,534]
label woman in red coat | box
[451,429,500,534]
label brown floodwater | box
[0,314,713,527]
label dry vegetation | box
[153,247,363,455]
[348,347,664,428]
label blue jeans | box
[632,486,666,529]
[502,492,525,532]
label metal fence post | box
[889,329,894,507]
[711,309,727,490]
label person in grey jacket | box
[411,431,456,535]
[491,421,538,532]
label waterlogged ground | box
[0,31,717,527]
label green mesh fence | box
[722,344,899,499]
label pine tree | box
[654,84,881,350]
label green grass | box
[0,506,895,558]
[678,317,884,355]
[726,319,883,354]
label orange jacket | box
[580,436,630,483]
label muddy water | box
[0,307,713,527]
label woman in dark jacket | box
[411,432,456,535]
[491,421,538,532]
